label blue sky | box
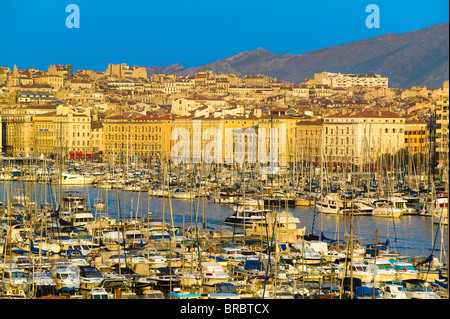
[0,0,448,71]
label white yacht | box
[200,262,230,286]
[372,205,403,218]
[59,172,97,185]
[54,268,81,291]
[316,194,342,214]
[224,206,269,227]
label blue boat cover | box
[434,280,448,289]
[355,286,380,297]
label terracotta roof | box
[325,110,402,119]
[271,107,290,112]
[186,94,224,101]
[135,114,175,121]
[296,119,324,125]
[260,114,312,120]
[35,111,57,117]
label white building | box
[171,95,227,116]
[314,72,388,88]
[323,110,405,165]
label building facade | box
[436,81,449,168]
[314,72,388,88]
[323,110,405,166]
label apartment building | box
[404,120,428,155]
[34,74,64,90]
[323,110,405,166]
[314,72,388,88]
[53,105,92,157]
[436,81,449,167]
[103,112,174,162]
[295,119,324,162]
[259,109,312,167]
[171,95,227,116]
[34,111,57,154]
[106,63,148,80]
[0,104,57,156]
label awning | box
[69,152,92,158]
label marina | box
[0,158,448,300]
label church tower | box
[7,64,20,87]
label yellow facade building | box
[91,121,104,154]
[0,104,57,156]
[53,105,92,157]
[436,81,449,167]
[170,115,259,164]
[34,111,57,154]
[259,108,312,167]
[404,120,427,155]
[295,119,324,163]
[34,74,64,90]
[103,112,174,162]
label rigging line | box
[310,205,317,235]
[424,209,446,281]
[262,209,278,300]
[382,150,399,246]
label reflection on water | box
[1,182,447,259]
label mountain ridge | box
[145,23,449,88]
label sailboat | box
[431,196,448,225]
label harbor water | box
[2,181,447,261]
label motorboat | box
[372,205,403,218]
[71,211,95,228]
[89,286,110,299]
[175,268,202,287]
[79,266,104,291]
[390,197,418,215]
[58,172,97,185]
[149,267,181,292]
[338,262,374,283]
[30,270,58,298]
[402,279,441,299]
[224,206,269,227]
[315,194,342,214]
[97,279,137,299]
[200,262,230,287]
[1,267,30,293]
[66,249,90,266]
[392,261,419,280]
[172,189,192,199]
[367,258,398,282]
[245,211,306,244]
[381,284,407,299]
[54,267,81,292]
[354,286,383,299]
[139,289,165,299]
